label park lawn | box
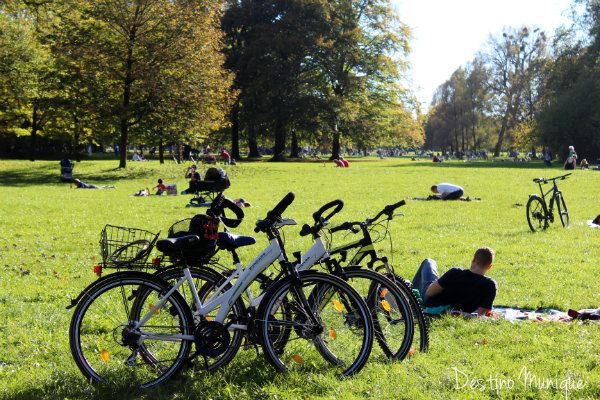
[0,157,599,399]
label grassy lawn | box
[0,157,599,399]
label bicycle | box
[325,200,429,353]
[68,193,374,388]
[526,173,570,232]
[291,199,416,360]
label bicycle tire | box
[342,268,415,360]
[257,271,373,377]
[69,272,194,388]
[526,196,548,232]
[556,193,570,228]
[384,273,429,353]
[142,265,246,371]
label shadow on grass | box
[385,160,563,170]
[0,167,157,188]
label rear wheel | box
[526,196,548,232]
[69,272,193,388]
[384,273,429,354]
[555,193,570,228]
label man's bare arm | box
[425,281,443,297]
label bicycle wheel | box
[526,196,548,232]
[342,268,414,360]
[257,271,373,377]
[386,273,429,353]
[144,266,246,371]
[69,272,194,388]
[555,193,570,228]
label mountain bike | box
[526,173,570,232]
[291,199,416,360]
[325,200,429,353]
[68,193,374,388]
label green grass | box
[1,157,599,399]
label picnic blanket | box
[408,196,480,201]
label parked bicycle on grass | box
[526,173,570,232]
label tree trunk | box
[158,141,164,164]
[290,130,299,158]
[331,131,341,160]
[230,100,240,159]
[247,125,260,158]
[494,109,511,157]
[29,106,38,162]
[272,119,286,161]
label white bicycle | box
[68,193,374,388]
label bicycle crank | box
[194,321,230,358]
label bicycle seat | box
[156,235,200,253]
[217,232,256,251]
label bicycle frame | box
[533,177,565,222]
[135,236,286,337]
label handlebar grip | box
[267,192,296,220]
[299,223,312,237]
[384,199,406,213]
[312,199,344,224]
[329,221,353,233]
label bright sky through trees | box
[393,0,574,109]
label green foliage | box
[1,159,600,399]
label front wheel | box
[257,271,373,378]
[526,196,548,232]
[555,193,570,228]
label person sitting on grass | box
[73,178,116,189]
[151,178,166,195]
[430,183,464,200]
[181,165,201,195]
[412,247,497,316]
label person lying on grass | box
[73,178,115,189]
[412,247,497,316]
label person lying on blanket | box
[412,247,497,316]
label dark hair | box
[431,185,438,191]
[474,247,495,267]
[158,178,163,184]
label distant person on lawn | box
[412,247,497,316]
[73,179,115,189]
[430,183,464,200]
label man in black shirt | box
[412,247,497,316]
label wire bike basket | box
[100,225,160,269]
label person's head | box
[471,247,495,274]
[569,146,574,152]
[191,164,197,170]
[430,185,439,193]
[158,178,163,184]
[73,178,81,187]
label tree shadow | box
[0,167,156,188]
[387,160,562,170]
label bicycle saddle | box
[217,232,256,251]
[156,235,200,253]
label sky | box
[391,0,575,110]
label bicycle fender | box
[66,271,171,309]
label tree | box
[52,0,233,168]
[314,0,410,160]
[482,26,547,157]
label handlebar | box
[328,200,406,234]
[312,199,344,224]
[299,199,344,237]
[533,173,571,184]
[255,192,296,233]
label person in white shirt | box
[431,183,464,200]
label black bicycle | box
[526,173,570,232]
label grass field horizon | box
[1,157,599,399]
